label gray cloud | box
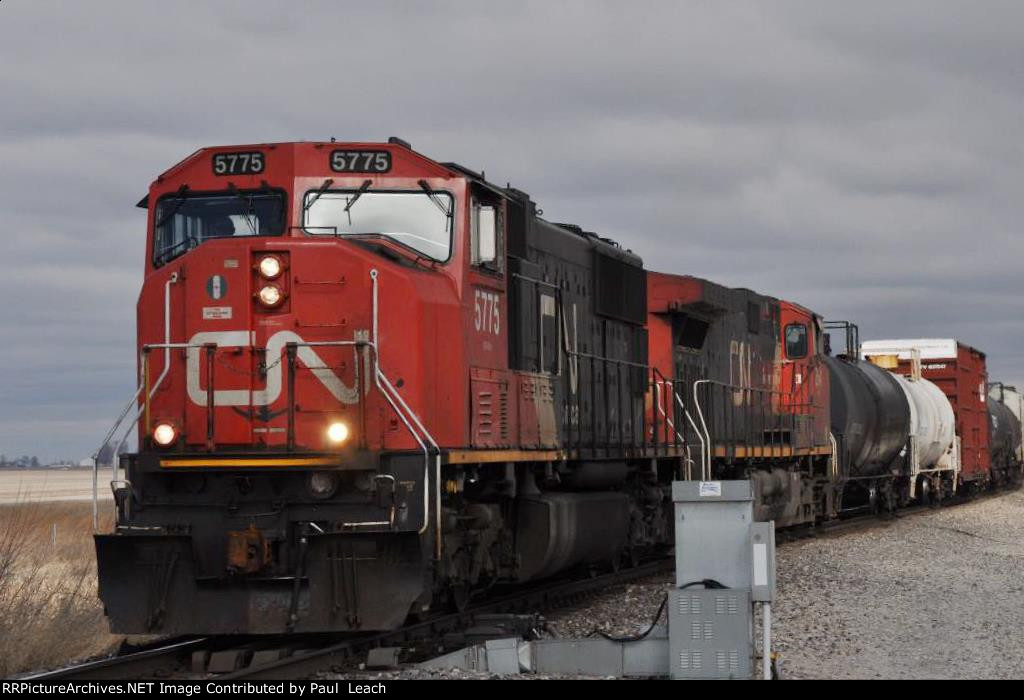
[1,1,1022,459]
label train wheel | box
[919,478,932,507]
[880,482,897,518]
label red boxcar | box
[861,339,990,483]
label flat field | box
[0,468,112,505]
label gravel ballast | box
[773,490,1024,679]
[328,489,1024,680]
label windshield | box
[303,190,453,262]
[153,190,286,266]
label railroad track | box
[20,637,208,681]
[24,558,672,681]
[27,485,1019,681]
[779,485,1019,543]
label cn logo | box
[185,331,369,407]
[206,275,228,300]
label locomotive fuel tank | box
[515,491,631,580]
[825,356,911,477]
[891,374,956,469]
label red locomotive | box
[646,273,834,524]
[94,140,1021,635]
[98,139,680,633]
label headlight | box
[307,471,339,499]
[326,421,350,444]
[258,255,282,279]
[257,284,283,307]
[153,423,177,447]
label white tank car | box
[891,374,956,469]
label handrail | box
[693,380,714,480]
[562,349,719,462]
[652,381,678,443]
[95,344,183,530]
[93,335,435,538]
[678,394,701,480]
[92,389,140,531]
[829,432,838,480]
[278,336,433,538]
[652,379,696,479]
[373,367,436,541]
[368,269,442,559]
[94,274,178,531]
[93,270,436,566]
[689,376,827,480]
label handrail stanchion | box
[92,457,99,532]
[286,343,297,451]
[652,372,660,454]
[94,274,178,533]
[357,344,367,450]
[142,350,151,435]
[205,344,216,450]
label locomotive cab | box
[97,140,491,633]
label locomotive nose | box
[168,242,374,452]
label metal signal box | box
[671,480,775,680]
[672,480,754,588]
[669,588,752,679]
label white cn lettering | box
[186,330,368,406]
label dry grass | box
[0,497,122,676]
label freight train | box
[93,140,1023,635]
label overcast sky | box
[1,1,1022,461]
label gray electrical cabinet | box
[668,588,752,679]
[672,480,754,588]
[671,480,774,680]
[417,479,777,680]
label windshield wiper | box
[418,180,452,217]
[303,178,334,214]
[330,179,373,227]
[227,183,258,235]
[155,236,197,266]
[343,179,373,220]
[153,185,190,229]
[347,233,436,270]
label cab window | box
[471,197,502,274]
[303,189,453,262]
[785,323,808,359]
[153,190,285,267]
